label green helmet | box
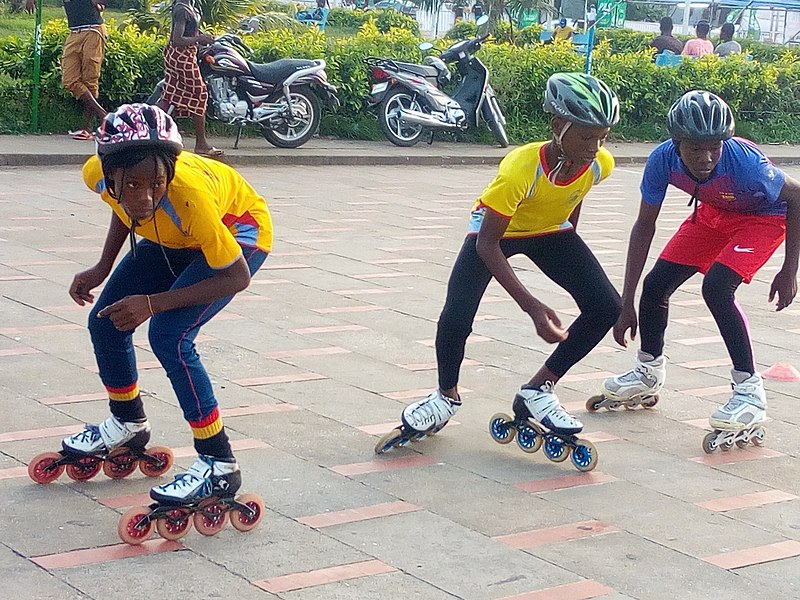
[543,72,620,128]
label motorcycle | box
[147,33,339,149]
[364,16,508,148]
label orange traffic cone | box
[762,362,800,382]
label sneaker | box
[401,389,460,433]
[602,351,666,400]
[70,129,93,140]
[150,455,241,505]
[709,371,767,431]
[62,416,150,455]
[516,382,583,434]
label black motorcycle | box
[364,16,508,147]
[148,34,338,149]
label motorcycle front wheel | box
[484,95,509,148]
[378,89,425,147]
[261,87,321,149]
[146,81,164,106]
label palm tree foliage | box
[417,0,555,32]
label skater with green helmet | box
[376,73,622,473]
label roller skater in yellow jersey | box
[28,104,271,542]
[376,73,623,472]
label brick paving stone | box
[3,162,800,600]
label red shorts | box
[660,204,785,283]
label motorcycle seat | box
[393,61,439,78]
[247,58,318,84]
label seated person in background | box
[716,23,742,57]
[682,20,714,57]
[554,18,574,41]
[651,16,684,55]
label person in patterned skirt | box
[156,0,222,157]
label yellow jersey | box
[83,152,273,269]
[468,141,614,238]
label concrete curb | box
[3,151,800,168]
[0,152,604,168]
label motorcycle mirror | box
[476,15,489,27]
[240,17,259,33]
[418,42,434,51]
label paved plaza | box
[1,157,800,599]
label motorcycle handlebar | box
[216,33,252,55]
[440,34,486,63]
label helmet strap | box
[549,121,573,185]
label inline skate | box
[702,371,767,454]
[587,352,666,412]
[375,390,460,454]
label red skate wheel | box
[65,456,102,481]
[139,446,174,477]
[193,499,228,536]
[155,507,192,541]
[230,493,265,532]
[118,506,154,545]
[28,452,65,484]
[102,448,138,479]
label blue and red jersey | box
[641,137,786,216]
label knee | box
[148,317,177,362]
[701,274,733,309]
[437,306,473,341]
[148,316,196,365]
[587,287,622,330]
[642,270,672,306]
[88,303,116,342]
[602,291,623,326]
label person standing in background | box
[61,0,107,140]
[156,0,223,157]
[587,4,597,28]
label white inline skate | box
[587,351,666,412]
[489,382,598,472]
[702,371,767,454]
[375,389,461,454]
[118,455,265,545]
[28,416,173,484]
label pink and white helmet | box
[96,104,183,157]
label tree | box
[503,0,555,26]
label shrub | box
[326,7,418,35]
[515,23,543,47]
[326,7,365,29]
[445,19,475,40]
[0,72,29,133]
[1,19,798,143]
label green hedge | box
[1,18,799,143]
[326,7,419,36]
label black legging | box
[639,258,754,374]
[436,231,622,390]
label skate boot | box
[28,416,173,484]
[374,389,461,454]
[702,371,767,454]
[587,351,666,412]
[489,382,598,472]
[118,455,265,545]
